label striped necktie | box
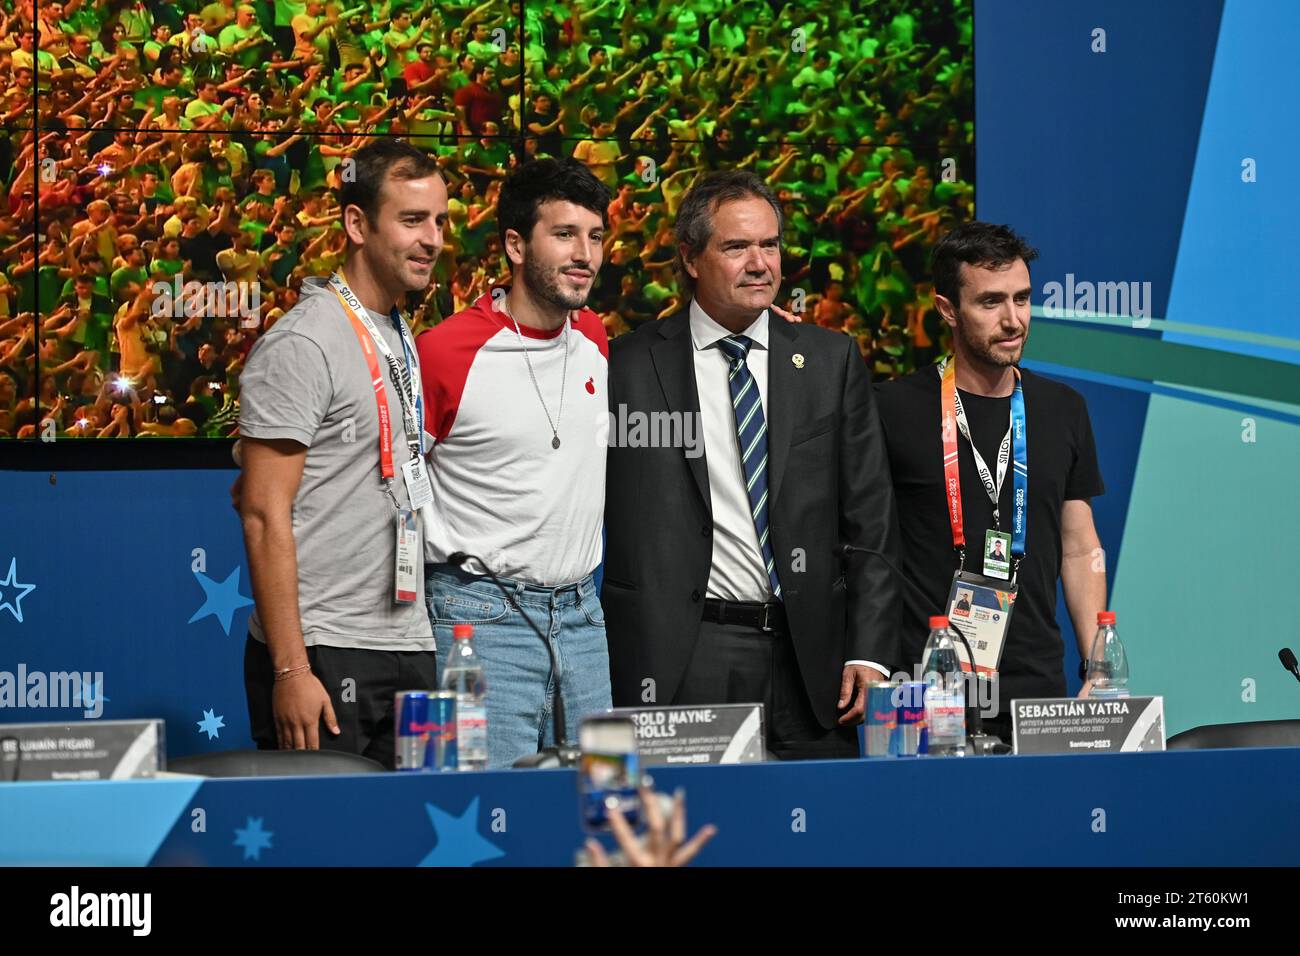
[716,335,782,600]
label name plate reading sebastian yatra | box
[1012,696,1165,755]
[609,703,765,765]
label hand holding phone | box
[577,715,640,833]
[578,783,718,867]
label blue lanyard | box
[389,307,423,454]
[1009,377,1028,559]
[941,357,1029,567]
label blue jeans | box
[424,563,613,770]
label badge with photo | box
[983,529,1012,580]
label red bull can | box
[395,690,457,771]
[864,682,898,757]
[891,681,928,756]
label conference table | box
[2,746,1298,866]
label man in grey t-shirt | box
[238,139,448,768]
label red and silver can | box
[395,690,458,771]
[891,681,928,757]
[864,682,898,757]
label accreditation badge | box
[394,507,420,605]
[982,529,1012,580]
[401,454,434,510]
[945,569,1017,676]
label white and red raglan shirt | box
[415,288,609,587]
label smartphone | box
[578,715,640,833]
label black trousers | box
[244,635,438,771]
[980,712,1014,745]
[673,620,860,760]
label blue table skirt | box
[2,747,1297,866]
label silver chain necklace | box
[504,302,569,449]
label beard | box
[955,311,1027,368]
[523,255,591,311]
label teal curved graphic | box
[0,778,202,865]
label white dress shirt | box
[688,300,887,678]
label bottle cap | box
[929,615,949,629]
[1097,611,1116,626]
[453,624,473,640]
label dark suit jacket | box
[602,309,901,728]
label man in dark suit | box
[603,171,900,759]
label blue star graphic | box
[233,817,274,861]
[197,709,226,740]
[0,557,36,624]
[418,796,506,867]
[189,566,254,635]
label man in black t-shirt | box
[874,222,1107,741]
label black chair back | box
[1167,719,1300,750]
[168,748,388,777]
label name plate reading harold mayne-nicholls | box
[1012,696,1165,755]
[610,703,765,765]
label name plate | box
[1012,696,1165,754]
[0,720,165,781]
[609,703,765,765]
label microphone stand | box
[444,552,579,768]
[837,544,1010,755]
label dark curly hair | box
[497,157,611,252]
[931,222,1039,306]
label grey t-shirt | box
[239,275,434,651]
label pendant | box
[552,435,561,449]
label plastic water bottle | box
[440,624,488,770]
[920,615,966,756]
[1086,611,1129,699]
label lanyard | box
[939,356,1028,568]
[330,271,423,481]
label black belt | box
[701,598,787,632]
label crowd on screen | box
[0,0,971,437]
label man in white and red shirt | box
[416,158,611,769]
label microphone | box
[837,543,1009,755]
[443,552,579,768]
[1281,648,1300,684]
[835,544,939,615]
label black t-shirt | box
[527,107,564,157]
[180,230,232,283]
[873,365,1105,713]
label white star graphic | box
[0,558,36,624]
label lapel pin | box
[792,353,805,369]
